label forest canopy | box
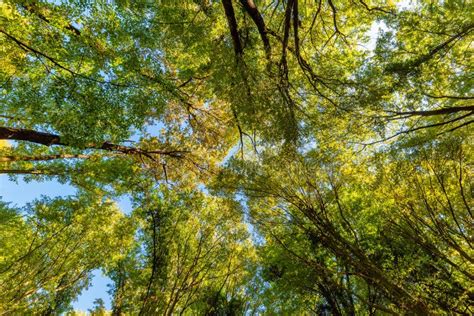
[0,0,472,314]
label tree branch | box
[20,2,81,36]
[0,126,187,158]
[0,154,93,162]
[387,23,473,74]
[0,29,129,87]
[0,169,52,175]
[239,0,271,59]
[222,0,243,57]
[424,94,474,100]
[387,106,474,117]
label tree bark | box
[240,0,271,58]
[222,0,243,57]
[0,126,186,157]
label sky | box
[0,175,132,312]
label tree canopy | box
[0,0,472,314]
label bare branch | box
[222,0,243,57]
[0,154,92,162]
[424,94,474,100]
[239,0,271,59]
[387,106,474,117]
[358,0,395,15]
[0,169,52,175]
[0,126,187,158]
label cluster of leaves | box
[0,0,472,314]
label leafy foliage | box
[0,0,472,314]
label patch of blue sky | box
[0,175,77,206]
[236,192,265,246]
[72,270,112,313]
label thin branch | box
[363,111,473,145]
[387,106,474,117]
[0,154,93,162]
[0,169,52,175]
[358,0,395,15]
[442,119,474,133]
[424,94,474,100]
[0,29,129,87]
[20,3,81,36]
[387,23,474,73]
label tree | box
[89,298,108,316]
[1,0,472,314]
[0,194,134,314]
[106,185,254,315]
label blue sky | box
[0,175,133,312]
